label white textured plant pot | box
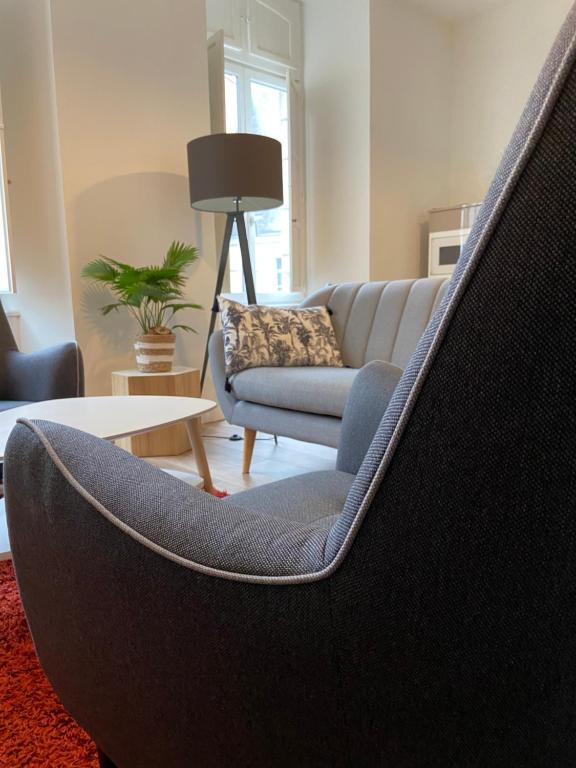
[134,333,176,373]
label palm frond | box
[81,258,119,283]
[82,242,201,335]
[165,303,203,312]
[164,241,198,272]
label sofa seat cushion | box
[222,470,354,525]
[229,366,359,418]
[0,401,32,413]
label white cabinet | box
[207,0,302,72]
[206,0,246,51]
[248,0,301,69]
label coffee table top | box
[0,396,217,460]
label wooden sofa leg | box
[243,428,257,474]
[97,748,117,768]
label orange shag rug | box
[0,560,98,768]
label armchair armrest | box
[208,330,237,421]
[5,419,330,583]
[4,419,342,766]
[4,342,84,402]
[337,360,403,474]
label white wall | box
[448,0,574,204]
[370,0,452,280]
[0,0,75,351]
[49,0,217,395]
[303,0,371,291]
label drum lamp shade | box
[187,133,283,213]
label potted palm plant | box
[82,241,201,372]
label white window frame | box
[207,0,305,304]
[225,60,286,130]
[224,59,302,305]
[0,103,15,295]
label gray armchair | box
[0,301,84,411]
[5,5,576,767]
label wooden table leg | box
[185,418,214,494]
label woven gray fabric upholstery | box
[224,470,354,524]
[300,277,449,369]
[6,6,576,767]
[6,419,332,578]
[0,301,84,405]
[231,400,342,448]
[230,366,359,418]
[1,345,84,402]
[325,6,576,562]
[210,276,447,448]
[337,360,403,475]
[208,330,236,422]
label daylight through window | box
[225,64,291,298]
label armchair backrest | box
[0,299,17,352]
[301,277,449,369]
[332,3,576,559]
[321,6,576,761]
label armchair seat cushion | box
[229,366,359,418]
[222,470,355,525]
[0,400,32,413]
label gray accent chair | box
[6,5,576,766]
[0,300,84,410]
[210,276,449,472]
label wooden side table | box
[111,366,200,457]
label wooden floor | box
[147,420,338,494]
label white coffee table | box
[0,395,218,560]
[0,395,217,487]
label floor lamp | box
[187,133,284,390]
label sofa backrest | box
[301,278,449,369]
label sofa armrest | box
[5,419,330,582]
[208,330,237,422]
[337,360,403,474]
[3,343,84,402]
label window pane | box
[229,231,244,294]
[249,78,290,295]
[224,67,292,297]
[224,73,239,133]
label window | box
[224,63,294,300]
[0,107,14,294]
[206,0,304,301]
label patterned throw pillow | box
[219,297,344,376]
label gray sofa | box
[6,6,576,767]
[210,276,449,471]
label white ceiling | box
[408,0,511,21]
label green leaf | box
[170,324,197,334]
[82,242,200,325]
[164,241,198,272]
[99,255,137,272]
[165,303,203,312]
[81,258,119,283]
